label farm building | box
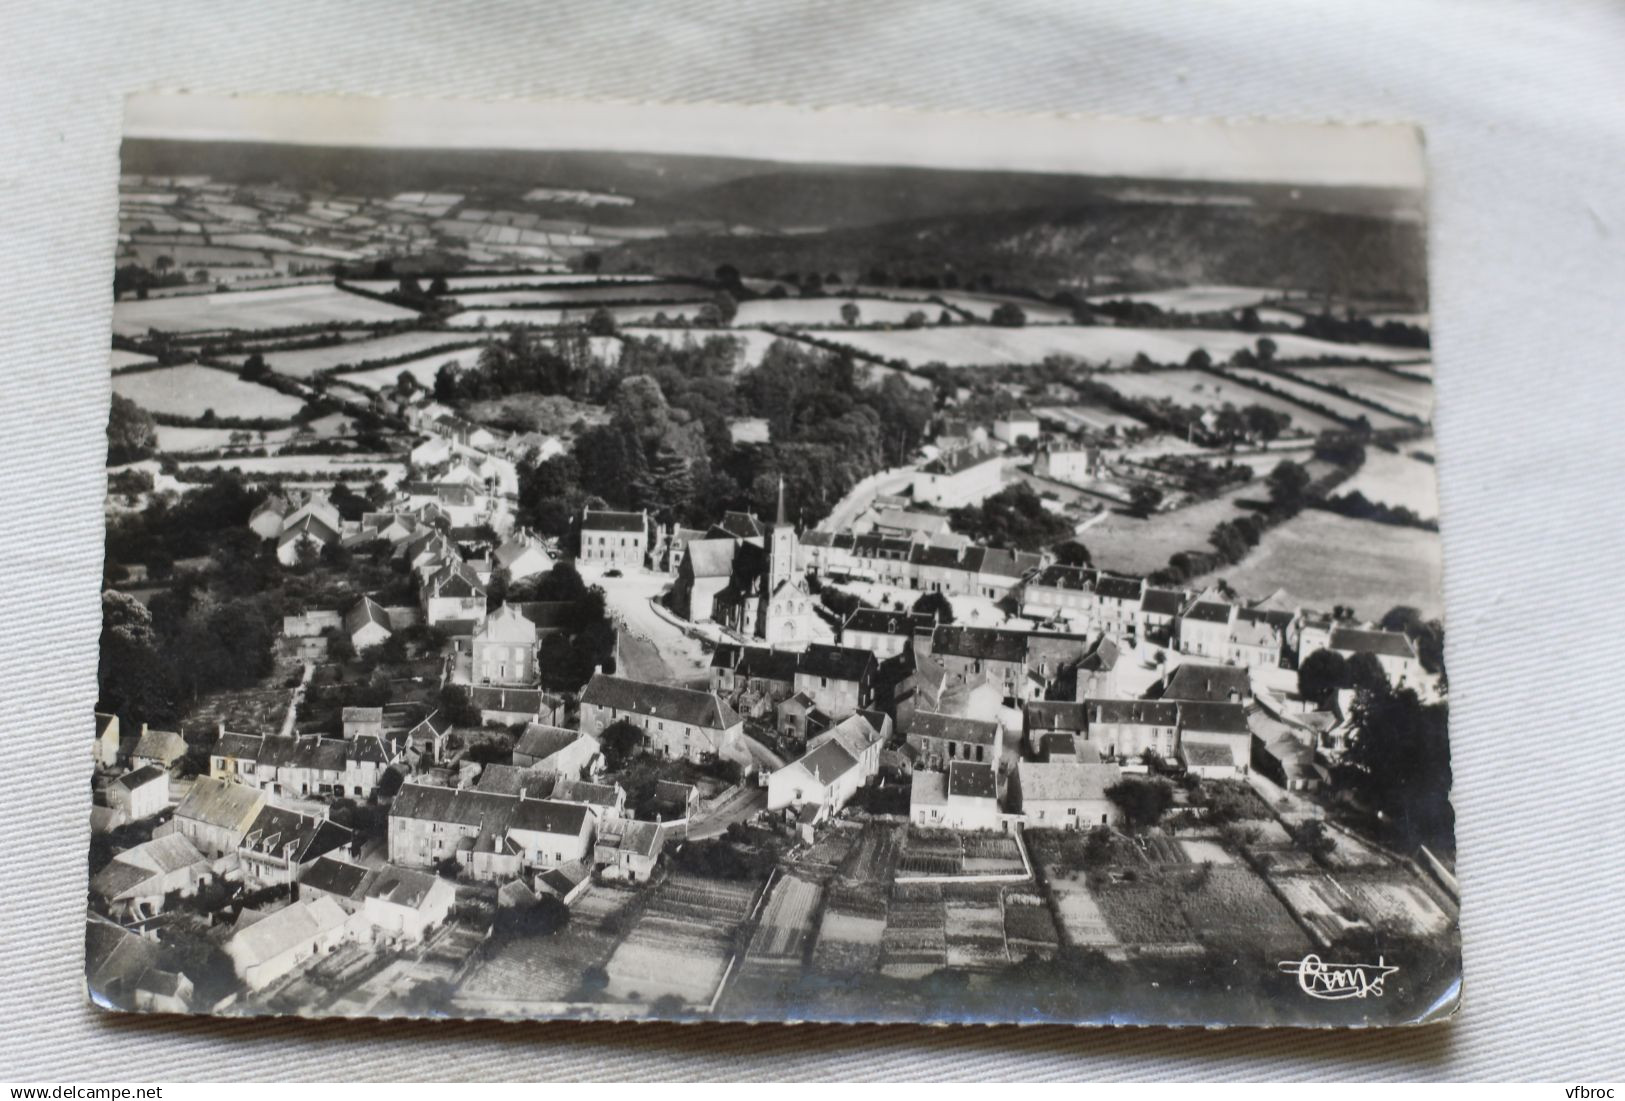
[578,673,744,763]
[94,712,120,769]
[129,725,187,770]
[511,723,600,776]
[343,596,393,651]
[225,896,354,992]
[90,833,211,922]
[595,820,665,883]
[1010,760,1122,829]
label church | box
[670,480,821,647]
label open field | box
[1077,481,1270,576]
[112,365,307,419]
[110,348,157,372]
[1289,365,1435,420]
[814,325,1434,370]
[1337,447,1440,520]
[1223,367,1414,428]
[603,874,759,1005]
[224,331,487,378]
[452,281,703,308]
[448,303,708,328]
[112,284,420,336]
[1099,370,1341,433]
[1087,284,1284,313]
[153,413,355,454]
[337,346,491,391]
[121,242,272,270]
[733,297,968,327]
[1192,507,1444,619]
[620,328,793,372]
[349,274,642,294]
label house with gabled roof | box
[94,711,120,769]
[276,510,342,566]
[130,724,187,771]
[579,507,648,567]
[910,759,1002,830]
[468,685,559,726]
[344,595,393,651]
[911,443,1003,508]
[767,712,885,817]
[107,764,169,821]
[225,896,355,992]
[550,777,627,820]
[237,804,353,888]
[841,608,928,659]
[793,643,878,720]
[90,833,211,921]
[420,558,487,625]
[1138,586,1184,642]
[1021,564,1100,623]
[908,710,1001,770]
[1010,760,1122,829]
[493,526,554,582]
[511,723,599,776]
[169,776,267,860]
[1084,699,1182,761]
[1325,624,1425,690]
[507,798,595,871]
[469,601,537,686]
[578,673,743,763]
[1177,592,1236,658]
[249,492,294,540]
[361,865,456,946]
[595,820,665,883]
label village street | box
[576,562,714,687]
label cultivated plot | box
[1288,365,1435,421]
[225,331,489,379]
[112,283,421,336]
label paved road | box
[579,563,713,686]
[818,462,920,533]
[687,786,768,840]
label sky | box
[125,93,1427,192]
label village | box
[90,375,1455,1022]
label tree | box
[586,307,618,337]
[1128,484,1163,517]
[1266,460,1312,511]
[1380,605,1447,677]
[990,302,1027,327]
[1297,647,1348,706]
[428,275,450,297]
[599,719,643,769]
[912,590,955,624]
[947,484,1072,551]
[438,684,481,728]
[107,394,158,466]
[1243,404,1291,441]
[154,255,173,273]
[1054,541,1092,568]
[1105,777,1175,832]
[839,302,861,327]
[1335,686,1453,849]
[239,352,269,382]
[580,252,603,274]
[1291,819,1336,860]
[493,894,570,940]
[903,310,928,329]
[1256,337,1278,365]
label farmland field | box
[1099,370,1340,433]
[1049,886,1120,948]
[814,325,1434,370]
[110,348,157,372]
[112,365,307,419]
[1087,285,1284,313]
[447,303,708,328]
[178,454,406,486]
[451,281,705,308]
[1095,882,1198,947]
[348,273,637,294]
[1191,508,1444,619]
[731,297,953,326]
[225,331,489,378]
[1222,367,1414,428]
[1179,867,1310,953]
[122,242,272,270]
[1288,365,1435,421]
[112,283,420,336]
[1337,446,1440,520]
[1078,481,1274,576]
[337,346,491,391]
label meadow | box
[1223,367,1414,428]
[112,283,419,336]
[111,364,306,419]
[451,281,704,308]
[1100,369,1340,432]
[1336,445,1441,520]
[447,303,708,328]
[221,330,488,378]
[1086,284,1284,313]
[1193,507,1445,619]
[1288,365,1435,421]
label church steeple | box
[775,476,787,528]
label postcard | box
[89,93,1456,1027]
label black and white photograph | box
[88,93,1456,1029]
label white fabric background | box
[3,0,1623,1081]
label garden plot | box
[226,331,488,379]
[1223,367,1413,428]
[1321,829,1392,870]
[1095,882,1201,950]
[1341,875,1454,938]
[1002,891,1060,957]
[1192,508,1444,620]
[112,283,420,336]
[1098,370,1338,433]
[602,874,759,1005]
[112,365,307,420]
[450,281,703,308]
[810,907,887,975]
[745,874,823,964]
[1087,285,1284,314]
[457,884,637,1006]
[943,896,1008,969]
[448,303,708,328]
[1287,365,1434,421]
[1179,866,1310,954]
[1048,885,1120,949]
[1336,446,1440,521]
[1178,838,1237,865]
[881,882,946,976]
[1269,874,1369,946]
